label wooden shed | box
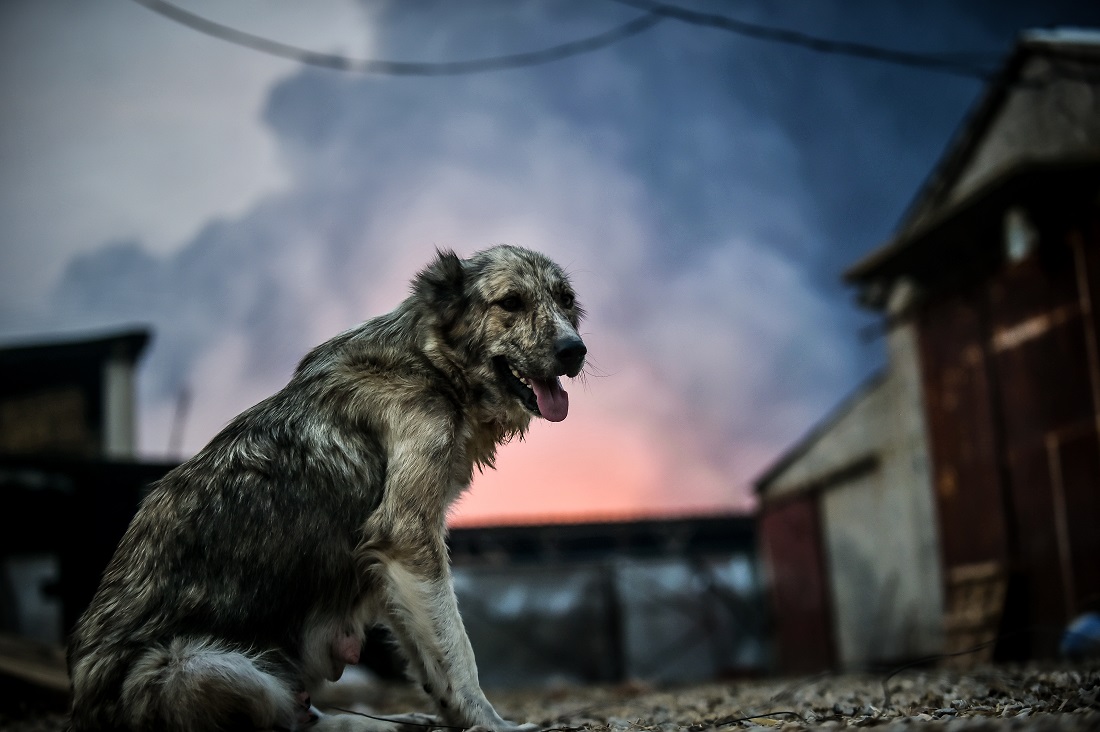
[758,28,1100,671]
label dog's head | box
[414,245,586,427]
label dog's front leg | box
[359,437,532,732]
[369,536,528,731]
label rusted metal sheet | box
[1059,223,1100,619]
[917,291,1009,569]
[987,246,1091,452]
[917,216,1100,659]
[1056,427,1100,615]
[758,495,834,674]
[987,234,1093,656]
[1005,440,1076,657]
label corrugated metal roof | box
[1022,27,1100,48]
[845,27,1100,297]
[897,28,1100,241]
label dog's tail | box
[75,637,299,732]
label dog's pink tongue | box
[531,377,569,422]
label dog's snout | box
[555,336,587,377]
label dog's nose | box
[555,336,587,377]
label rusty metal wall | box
[918,290,1010,568]
[917,215,1100,658]
[1058,222,1100,622]
[758,494,835,673]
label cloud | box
[0,0,371,311]
[41,49,856,519]
[10,0,1100,521]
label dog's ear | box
[413,249,467,326]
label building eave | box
[0,327,152,368]
[753,369,887,498]
[845,157,1100,307]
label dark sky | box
[2,0,1099,523]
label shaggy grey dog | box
[67,245,587,732]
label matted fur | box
[67,245,586,732]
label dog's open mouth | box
[493,357,569,422]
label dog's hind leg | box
[119,637,300,732]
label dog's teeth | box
[507,364,531,387]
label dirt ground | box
[2,662,1097,731]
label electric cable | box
[608,0,1001,79]
[129,0,1098,86]
[128,0,662,76]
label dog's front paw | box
[309,710,441,732]
[466,722,541,732]
[384,712,442,732]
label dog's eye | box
[497,295,524,312]
[560,293,575,309]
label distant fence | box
[450,517,770,687]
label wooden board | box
[0,632,69,694]
[941,561,1007,669]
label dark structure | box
[0,329,149,458]
[0,328,174,644]
[0,456,176,638]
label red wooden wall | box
[758,494,835,673]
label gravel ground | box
[2,663,1097,731]
[491,664,1099,731]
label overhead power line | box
[133,0,1078,85]
[129,0,662,75]
[608,0,1002,80]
